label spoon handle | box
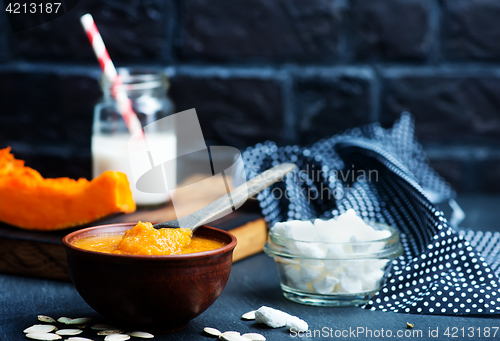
[153,163,296,231]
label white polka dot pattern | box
[243,113,500,315]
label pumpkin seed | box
[57,317,72,324]
[24,325,56,334]
[68,318,92,325]
[37,316,56,324]
[26,333,61,340]
[241,311,256,320]
[220,331,243,341]
[55,329,83,336]
[67,338,94,341]
[97,330,125,336]
[242,333,266,341]
[104,334,130,341]
[90,324,117,331]
[204,327,222,337]
[127,331,154,338]
[220,334,249,341]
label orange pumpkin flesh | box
[0,147,136,230]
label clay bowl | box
[62,223,237,332]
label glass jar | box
[264,222,403,306]
[92,68,176,206]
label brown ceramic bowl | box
[62,223,237,332]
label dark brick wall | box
[294,68,375,145]
[1,0,500,193]
[179,0,342,62]
[382,68,500,145]
[169,71,287,147]
[349,0,433,61]
[10,0,175,62]
[442,0,500,60]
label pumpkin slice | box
[0,147,136,230]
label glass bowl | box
[264,222,403,307]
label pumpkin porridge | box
[72,221,226,255]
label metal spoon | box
[153,163,296,231]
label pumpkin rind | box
[0,147,136,230]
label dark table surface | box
[2,194,500,341]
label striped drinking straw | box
[80,13,144,137]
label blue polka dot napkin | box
[243,113,500,315]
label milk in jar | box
[92,68,176,206]
[92,132,176,205]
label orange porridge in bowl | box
[72,221,226,255]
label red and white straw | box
[80,13,143,137]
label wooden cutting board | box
[0,176,268,281]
